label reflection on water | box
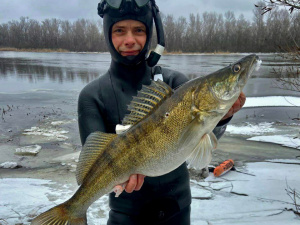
[0,51,299,97]
[0,57,99,84]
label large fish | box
[31,54,260,224]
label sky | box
[0,0,259,24]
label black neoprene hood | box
[98,0,154,66]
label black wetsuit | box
[78,59,230,225]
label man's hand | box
[113,174,145,197]
[221,92,246,121]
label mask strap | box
[147,2,165,67]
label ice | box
[51,119,77,126]
[23,126,69,141]
[244,96,300,108]
[0,162,299,225]
[0,162,18,169]
[226,122,277,135]
[226,122,300,150]
[191,184,213,199]
[248,135,300,149]
[15,144,42,156]
[265,159,300,164]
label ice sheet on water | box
[15,144,42,156]
[0,162,18,168]
[226,122,278,136]
[23,126,69,141]
[248,135,300,149]
[244,96,300,108]
[1,161,299,225]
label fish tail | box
[31,202,87,225]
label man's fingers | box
[239,92,246,108]
[135,174,145,191]
[124,174,146,193]
[221,92,247,120]
[125,174,138,193]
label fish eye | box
[233,64,241,73]
[165,112,170,117]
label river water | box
[1,51,300,97]
[0,51,299,149]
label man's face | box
[111,20,147,57]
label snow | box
[23,126,69,141]
[248,135,300,150]
[226,122,299,150]
[226,122,278,135]
[244,96,300,108]
[0,162,18,169]
[51,119,77,126]
[15,144,42,156]
[0,161,299,225]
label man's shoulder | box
[80,73,109,96]
[160,67,186,78]
[157,67,189,88]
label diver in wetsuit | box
[78,0,245,224]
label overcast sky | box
[0,0,259,24]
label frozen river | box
[1,51,300,97]
[0,51,300,224]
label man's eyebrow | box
[135,26,146,28]
[113,25,126,29]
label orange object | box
[214,159,234,177]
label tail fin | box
[31,203,87,225]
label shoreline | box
[0,47,281,55]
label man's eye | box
[113,29,123,33]
[136,28,145,33]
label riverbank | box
[0,47,69,53]
[0,47,279,55]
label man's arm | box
[78,82,145,194]
[78,83,107,145]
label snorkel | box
[98,0,165,67]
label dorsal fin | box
[122,80,173,126]
[76,131,117,185]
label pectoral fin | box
[187,132,218,170]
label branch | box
[256,0,300,14]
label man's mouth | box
[121,50,140,56]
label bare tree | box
[0,24,10,47]
[60,20,73,50]
[254,1,300,93]
[253,1,267,52]
[272,45,300,93]
[255,0,300,14]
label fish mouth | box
[237,54,260,87]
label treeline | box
[0,8,299,53]
[163,9,300,53]
[0,18,107,52]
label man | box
[78,0,246,224]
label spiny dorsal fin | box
[76,131,117,185]
[122,80,173,126]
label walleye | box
[31,54,260,225]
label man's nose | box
[124,32,136,47]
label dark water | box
[0,51,300,97]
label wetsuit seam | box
[109,70,121,124]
